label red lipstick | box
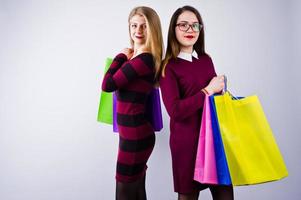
[184,35,194,39]
[135,35,144,39]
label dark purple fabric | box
[113,88,163,132]
[159,54,217,193]
[113,92,118,132]
[145,88,163,131]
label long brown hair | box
[161,5,206,77]
[128,6,164,83]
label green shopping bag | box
[97,58,113,124]
[213,92,288,185]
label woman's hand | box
[204,75,225,95]
[122,48,134,60]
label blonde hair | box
[128,6,163,83]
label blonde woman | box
[101,6,163,200]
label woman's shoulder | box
[198,53,212,61]
[138,52,153,58]
[132,52,153,61]
[165,57,180,69]
[162,58,181,78]
[130,52,154,68]
[197,53,214,67]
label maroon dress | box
[159,54,217,193]
[102,53,155,183]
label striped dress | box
[101,52,156,183]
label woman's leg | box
[209,185,234,200]
[178,192,199,200]
[116,175,147,200]
[116,180,137,200]
[137,174,147,200]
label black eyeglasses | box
[176,22,203,32]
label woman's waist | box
[117,101,146,115]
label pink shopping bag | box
[194,95,218,184]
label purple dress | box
[159,54,217,193]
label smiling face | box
[129,14,147,47]
[175,11,200,52]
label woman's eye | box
[180,23,188,28]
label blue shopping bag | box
[209,95,232,185]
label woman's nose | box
[137,25,144,33]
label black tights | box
[178,185,234,200]
[116,175,147,200]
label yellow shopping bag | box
[213,92,288,185]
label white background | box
[1,0,300,199]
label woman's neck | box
[133,43,146,56]
[180,46,193,54]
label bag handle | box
[223,75,239,100]
[223,75,227,93]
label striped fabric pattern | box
[102,53,156,182]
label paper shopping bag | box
[209,95,232,185]
[113,92,118,132]
[97,58,113,124]
[194,95,218,184]
[145,88,163,131]
[213,92,288,185]
[113,88,163,132]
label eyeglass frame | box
[176,22,203,32]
